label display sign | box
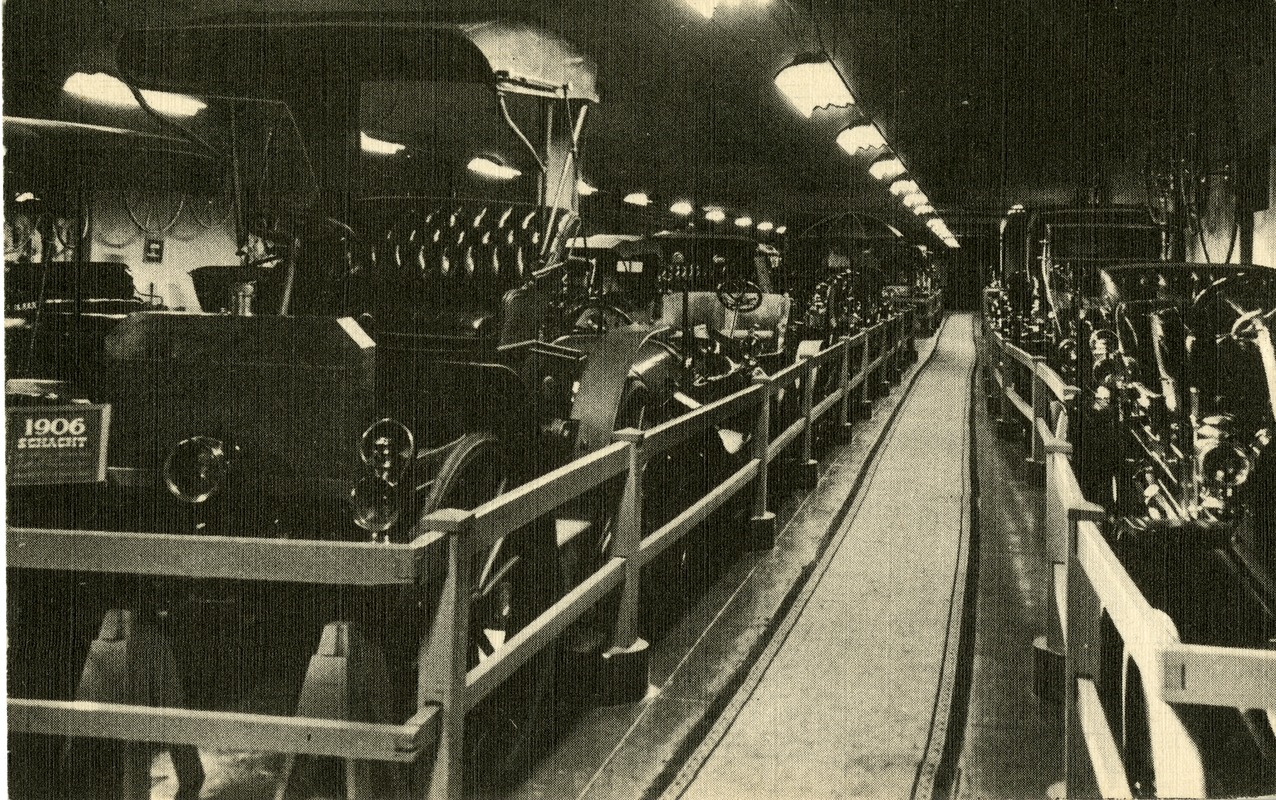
[6,404,111,485]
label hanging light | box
[757,221,774,232]
[773,54,855,118]
[775,225,787,235]
[705,207,726,222]
[1008,203,1025,214]
[670,200,694,215]
[869,156,906,181]
[683,0,769,18]
[577,179,599,196]
[912,204,935,215]
[63,72,206,117]
[623,191,651,207]
[902,192,928,208]
[734,216,753,228]
[889,179,919,197]
[836,123,887,155]
[926,219,944,230]
[362,132,406,156]
[468,156,521,180]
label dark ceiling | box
[4,0,1274,244]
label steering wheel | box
[716,280,764,313]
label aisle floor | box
[663,314,977,800]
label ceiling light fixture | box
[683,0,769,19]
[912,204,935,215]
[705,207,726,222]
[868,156,906,181]
[63,72,206,117]
[836,123,887,155]
[670,200,694,215]
[757,221,774,232]
[889,179,919,197]
[467,155,521,179]
[774,54,855,118]
[775,225,787,235]
[623,191,651,207]
[577,179,598,196]
[362,132,407,155]
[734,216,753,227]
[902,192,928,208]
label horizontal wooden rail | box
[458,441,631,553]
[769,419,806,462]
[6,527,438,585]
[9,699,436,762]
[1159,642,1276,709]
[638,459,760,568]
[466,558,626,710]
[643,383,763,455]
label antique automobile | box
[4,17,747,797]
[999,206,1163,373]
[562,232,665,327]
[1071,262,1270,645]
[779,212,900,347]
[1065,261,1276,792]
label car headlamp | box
[350,474,400,533]
[359,418,414,484]
[1199,441,1252,489]
[164,436,232,503]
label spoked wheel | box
[420,434,559,790]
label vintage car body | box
[3,17,751,796]
[1070,262,1275,653]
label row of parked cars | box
[4,14,941,797]
[986,206,1276,795]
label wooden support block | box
[747,512,777,551]
[66,609,205,800]
[278,622,407,800]
[598,638,651,706]
[835,421,856,445]
[793,459,819,491]
[1033,635,1064,704]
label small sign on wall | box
[143,238,164,263]
[6,404,112,485]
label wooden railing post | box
[860,326,874,417]
[416,509,473,800]
[796,355,819,489]
[749,375,777,549]
[1028,356,1048,471]
[602,430,651,702]
[837,335,855,441]
[1064,515,1111,799]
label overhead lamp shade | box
[836,124,887,155]
[889,179,919,197]
[63,71,206,117]
[670,200,694,215]
[705,207,726,222]
[734,216,753,227]
[869,156,906,181]
[685,0,715,16]
[1008,203,1025,214]
[363,132,406,155]
[925,218,943,230]
[775,225,787,235]
[912,204,935,215]
[946,239,961,249]
[623,191,651,206]
[577,179,598,196]
[468,156,521,179]
[757,221,774,232]
[774,54,855,118]
[902,192,928,208]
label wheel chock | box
[1032,635,1063,704]
[747,512,777,551]
[795,459,819,491]
[599,638,650,706]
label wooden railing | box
[981,317,1276,798]
[7,313,919,800]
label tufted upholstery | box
[358,200,580,342]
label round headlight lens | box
[1200,441,1252,489]
[164,436,231,503]
[359,419,414,484]
[350,474,400,533]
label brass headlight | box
[1199,441,1252,489]
[352,419,414,534]
[164,436,232,503]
